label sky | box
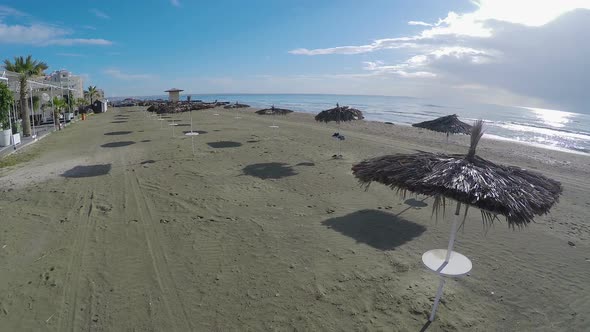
[1,0,589,113]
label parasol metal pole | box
[445,201,462,262]
[429,278,445,321]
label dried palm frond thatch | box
[412,114,472,135]
[352,120,562,227]
[224,102,250,109]
[256,106,294,115]
[315,103,364,123]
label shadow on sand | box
[111,121,128,124]
[101,141,136,148]
[61,164,112,178]
[405,198,428,208]
[242,162,296,179]
[322,209,426,250]
[295,162,315,167]
[104,131,133,136]
[140,139,151,142]
[207,141,242,148]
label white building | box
[45,70,84,99]
[165,88,183,102]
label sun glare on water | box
[520,106,576,128]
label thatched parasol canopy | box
[352,121,562,227]
[256,106,294,115]
[412,114,472,134]
[315,103,364,123]
[224,102,250,109]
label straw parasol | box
[256,106,293,128]
[255,106,294,116]
[351,120,562,321]
[413,114,472,143]
[315,103,364,158]
[315,103,364,123]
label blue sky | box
[1,1,589,113]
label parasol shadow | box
[104,131,133,136]
[101,141,136,148]
[242,162,297,179]
[61,164,112,178]
[207,141,242,148]
[322,209,426,250]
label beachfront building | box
[44,70,84,99]
[92,99,108,113]
[165,88,183,102]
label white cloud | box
[289,37,418,55]
[90,9,110,19]
[0,22,67,44]
[408,21,432,27]
[289,1,590,112]
[104,69,154,80]
[0,6,113,47]
[0,5,27,17]
[45,38,113,46]
[170,0,181,7]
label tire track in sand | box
[56,188,96,331]
[127,171,193,331]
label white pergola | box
[2,70,77,137]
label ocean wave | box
[492,121,590,140]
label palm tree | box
[3,55,48,136]
[52,96,67,126]
[86,85,98,105]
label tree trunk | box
[19,78,31,137]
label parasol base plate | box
[332,154,343,159]
[235,116,242,119]
[185,132,199,136]
[422,249,472,277]
[213,113,219,116]
[269,125,279,128]
[169,124,179,126]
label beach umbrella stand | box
[422,201,472,321]
[169,119,178,137]
[184,110,199,154]
[351,120,562,323]
[255,106,294,129]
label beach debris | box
[144,100,216,114]
[255,106,293,115]
[568,241,575,246]
[352,120,562,322]
[412,114,472,135]
[223,102,250,109]
[45,313,55,323]
[332,132,345,140]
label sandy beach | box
[0,106,588,331]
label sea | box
[111,94,590,155]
